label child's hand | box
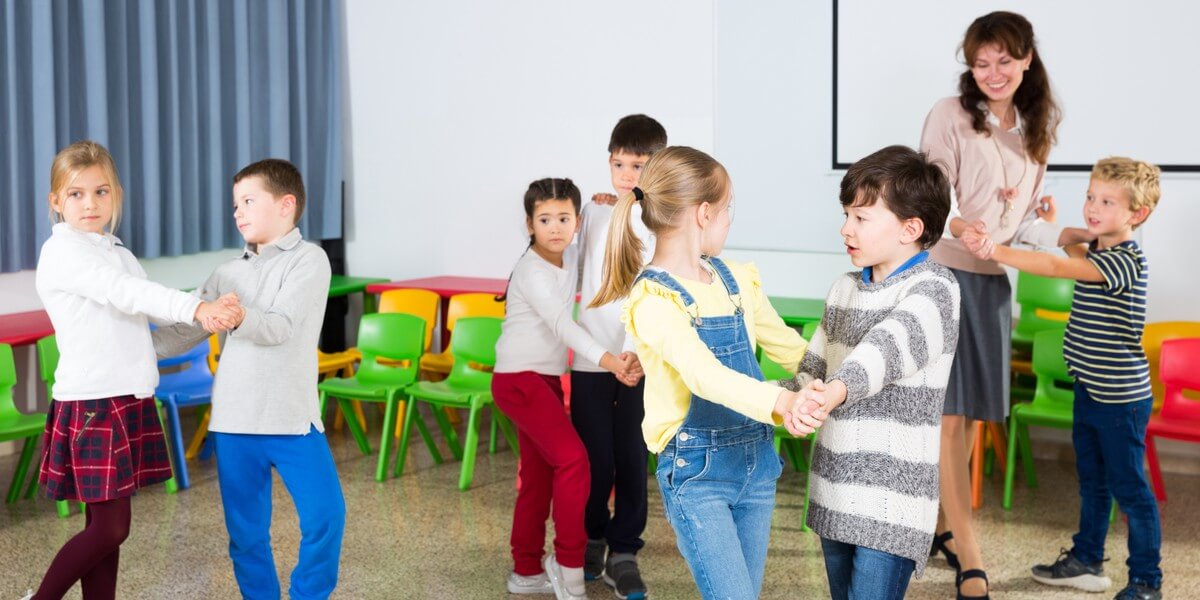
[592,193,618,206]
[616,351,644,387]
[195,299,240,333]
[217,292,246,329]
[961,221,996,260]
[1036,195,1057,222]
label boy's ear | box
[1130,206,1151,227]
[278,194,297,216]
[901,217,925,245]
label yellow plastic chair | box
[421,293,506,375]
[1143,321,1200,413]
[319,349,368,433]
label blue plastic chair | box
[156,341,214,490]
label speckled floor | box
[2,411,1197,599]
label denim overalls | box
[637,257,783,600]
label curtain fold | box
[0,0,343,273]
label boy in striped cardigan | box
[963,157,1163,600]
[784,145,960,600]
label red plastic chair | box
[1145,338,1200,502]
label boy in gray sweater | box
[786,146,960,600]
[153,159,344,600]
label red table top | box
[0,310,54,346]
[366,276,507,298]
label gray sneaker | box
[1031,548,1112,592]
[1113,581,1162,600]
[603,553,647,600]
[584,539,606,581]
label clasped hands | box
[959,220,997,261]
[778,378,848,437]
[600,351,644,387]
[193,292,245,333]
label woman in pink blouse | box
[919,11,1091,600]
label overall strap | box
[634,269,701,324]
[705,256,743,314]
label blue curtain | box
[0,0,342,273]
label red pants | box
[492,371,590,575]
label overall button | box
[675,458,687,467]
[678,432,690,441]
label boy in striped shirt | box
[964,157,1163,600]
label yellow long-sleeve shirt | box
[622,261,807,453]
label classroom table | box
[0,310,54,347]
[328,275,390,314]
[365,276,507,298]
[768,296,825,328]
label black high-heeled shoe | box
[930,531,961,572]
[957,569,990,600]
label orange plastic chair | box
[421,293,506,375]
[1145,338,1200,502]
[970,421,1007,509]
[1142,322,1200,413]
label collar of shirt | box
[861,251,930,284]
[242,227,303,261]
[52,222,123,249]
[977,101,1024,134]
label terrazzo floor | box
[2,410,1197,599]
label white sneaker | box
[507,571,554,594]
[543,553,589,600]
[18,591,33,600]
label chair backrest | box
[445,317,503,389]
[446,293,506,332]
[1031,329,1074,407]
[379,288,440,351]
[1143,321,1200,408]
[355,312,426,387]
[1014,272,1074,337]
[36,335,59,399]
[1159,338,1200,421]
[0,343,17,416]
[157,340,214,395]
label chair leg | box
[393,401,407,439]
[1017,423,1037,488]
[971,421,985,510]
[394,399,418,478]
[353,401,369,434]
[444,406,462,426]
[1145,435,1167,502]
[56,500,72,518]
[338,398,372,455]
[458,398,483,491]
[7,436,37,503]
[154,402,179,495]
[376,396,401,482]
[495,410,519,458]
[988,421,1008,475]
[1004,415,1019,511]
[163,400,191,490]
[431,406,464,460]
[185,406,211,461]
[489,415,499,454]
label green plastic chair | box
[318,313,426,482]
[1,344,47,507]
[1012,272,1074,352]
[397,316,517,491]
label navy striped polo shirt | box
[1062,240,1151,403]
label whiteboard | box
[834,0,1200,170]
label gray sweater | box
[785,261,959,575]
[153,228,330,435]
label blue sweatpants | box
[211,426,346,600]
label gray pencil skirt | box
[942,268,1012,422]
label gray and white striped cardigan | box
[785,260,960,575]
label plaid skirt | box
[38,395,174,502]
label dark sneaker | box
[584,539,606,581]
[1113,581,1162,600]
[1031,548,1112,592]
[603,553,647,600]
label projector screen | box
[834,0,1200,171]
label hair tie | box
[632,187,644,201]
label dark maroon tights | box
[34,497,130,600]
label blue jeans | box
[1070,384,1162,587]
[656,425,782,600]
[212,426,346,600]
[820,538,915,600]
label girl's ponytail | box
[590,189,643,307]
